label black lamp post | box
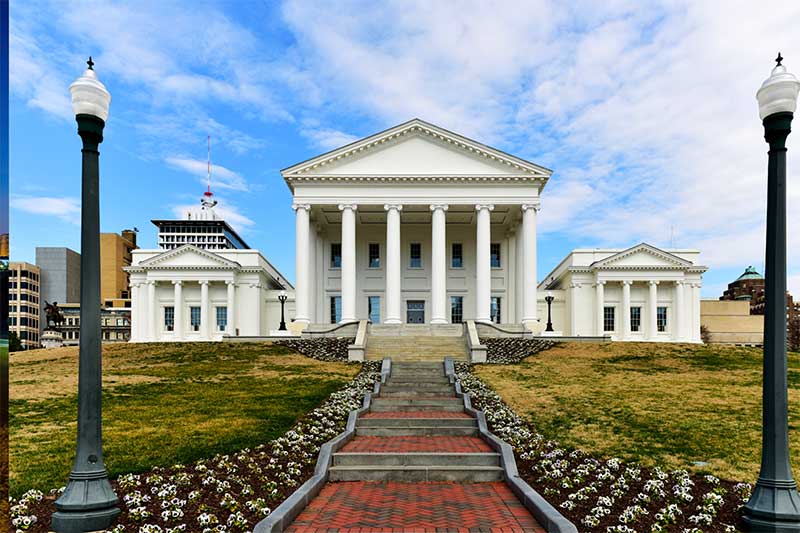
[52,58,120,533]
[278,290,288,331]
[544,291,555,332]
[743,54,800,532]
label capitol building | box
[129,119,705,343]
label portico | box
[283,119,551,330]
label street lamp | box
[743,53,800,532]
[278,290,288,331]
[544,291,555,332]
[52,58,119,533]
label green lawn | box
[9,342,358,497]
[475,342,800,481]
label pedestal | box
[41,329,65,349]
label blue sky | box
[8,0,800,297]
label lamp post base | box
[743,481,800,532]
[52,473,120,533]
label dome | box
[736,265,764,282]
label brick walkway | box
[341,436,492,453]
[285,481,545,533]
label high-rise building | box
[9,262,41,349]
[101,229,138,308]
[36,247,81,305]
[152,190,249,251]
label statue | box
[44,301,65,330]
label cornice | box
[284,174,548,184]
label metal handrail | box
[302,320,361,336]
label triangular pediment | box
[139,245,241,269]
[592,243,692,269]
[282,118,552,180]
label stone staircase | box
[366,325,469,361]
[328,362,503,482]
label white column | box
[521,204,539,327]
[293,203,311,325]
[339,204,358,322]
[430,204,448,324]
[570,282,580,335]
[227,280,236,336]
[200,280,210,339]
[595,280,605,335]
[251,283,262,335]
[130,283,140,341]
[475,204,494,322]
[692,282,701,342]
[648,280,659,340]
[621,280,632,340]
[515,228,523,322]
[674,280,685,341]
[384,204,403,324]
[147,280,156,341]
[309,226,318,323]
[173,280,183,340]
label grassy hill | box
[9,342,358,497]
[476,341,800,481]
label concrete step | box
[357,417,476,428]
[332,452,501,467]
[381,383,454,392]
[379,389,455,398]
[328,465,503,482]
[333,452,500,467]
[355,425,478,437]
[385,378,450,385]
[371,398,464,412]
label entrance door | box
[406,300,425,324]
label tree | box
[8,331,23,352]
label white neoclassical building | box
[284,118,551,330]
[538,244,707,342]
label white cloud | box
[165,157,249,192]
[301,126,359,151]
[11,195,81,224]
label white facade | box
[283,118,551,329]
[126,246,293,342]
[537,244,708,342]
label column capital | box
[172,280,183,286]
[475,203,495,211]
[430,204,449,212]
[383,203,403,211]
[621,280,633,286]
[570,282,582,289]
[292,202,311,211]
[249,282,262,289]
[225,280,237,287]
[199,280,210,286]
[521,203,541,212]
[675,280,685,286]
[338,203,358,211]
[595,280,606,287]
[649,280,660,286]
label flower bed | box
[276,337,354,362]
[10,362,380,533]
[480,338,555,364]
[455,363,749,532]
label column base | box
[53,472,120,533]
[743,480,800,531]
[383,317,402,325]
[430,318,448,325]
[522,319,543,334]
[293,318,310,326]
[339,318,357,324]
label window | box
[368,296,380,323]
[490,243,501,267]
[190,306,201,331]
[331,243,342,268]
[451,243,463,268]
[630,307,641,332]
[604,306,615,332]
[451,296,463,323]
[657,306,668,332]
[368,243,381,268]
[409,243,422,268]
[216,306,228,332]
[116,318,124,326]
[164,306,174,331]
[490,297,502,324]
[330,296,342,324]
